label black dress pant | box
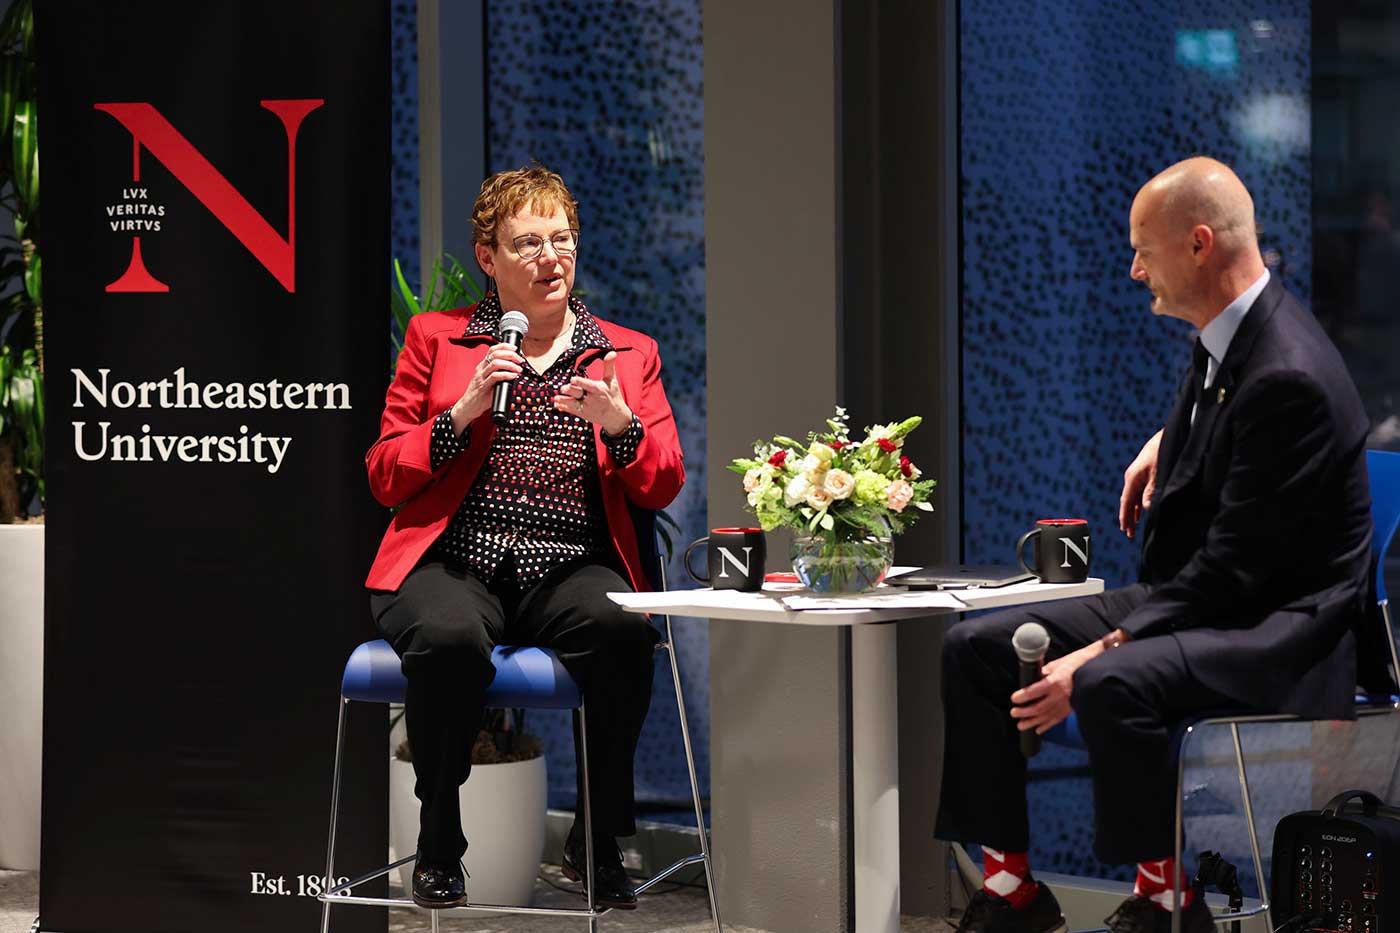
[370,557,659,862]
[934,584,1243,865]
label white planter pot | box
[0,524,43,871]
[389,752,548,907]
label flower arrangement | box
[728,408,936,591]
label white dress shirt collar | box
[1198,269,1269,387]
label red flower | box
[877,438,898,453]
[829,440,846,450]
[899,455,913,477]
[768,450,788,467]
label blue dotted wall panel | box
[485,0,708,817]
[960,0,1311,882]
[391,0,420,287]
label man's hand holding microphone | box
[1010,622,1131,753]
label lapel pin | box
[1217,387,1227,404]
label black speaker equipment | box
[1272,790,1400,933]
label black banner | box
[36,3,389,930]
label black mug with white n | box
[684,528,767,592]
[1016,518,1091,583]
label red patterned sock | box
[1134,857,1195,911]
[982,847,1038,909]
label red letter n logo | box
[95,100,324,293]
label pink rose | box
[886,479,914,512]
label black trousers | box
[370,557,659,862]
[934,584,1242,865]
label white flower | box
[806,487,834,510]
[799,454,827,476]
[743,467,764,493]
[886,479,914,513]
[823,469,855,500]
[807,442,836,463]
[866,424,892,442]
[784,474,812,507]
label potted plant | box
[0,0,43,875]
[729,407,936,592]
[383,256,549,905]
[0,0,41,523]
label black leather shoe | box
[1105,893,1214,933]
[412,855,466,909]
[561,830,637,910]
[956,883,1066,933]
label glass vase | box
[790,533,894,594]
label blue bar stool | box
[317,584,721,932]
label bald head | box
[1140,157,1259,260]
[1128,158,1268,327]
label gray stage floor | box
[2,866,951,932]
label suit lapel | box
[1154,276,1285,504]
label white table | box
[611,574,1105,933]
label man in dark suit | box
[937,158,1377,933]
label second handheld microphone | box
[1012,621,1050,758]
[491,310,530,425]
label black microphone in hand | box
[491,310,530,425]
[1012,621,1050,758]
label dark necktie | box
[1189,337,1210,426]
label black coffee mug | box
[684,528,767,592]
[1016,518,1091,583]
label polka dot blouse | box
[427,293,645,585]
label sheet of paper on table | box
[779,590,968,611]
[607,590,759,611]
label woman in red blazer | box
[365,167,684,910]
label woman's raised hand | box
[553,351,633,436]
[451,343,524,433]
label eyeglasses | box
[510,228,580,260]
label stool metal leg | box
[321,696,350,933]
[577,702,599,932]
[1230,723,1272,933]
[1171,722,1194,933]
[663,617,722,933]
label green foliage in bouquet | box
[728,407,936,542]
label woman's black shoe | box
[561,832,638,910]
[411,855,466,909]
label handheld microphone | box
[1012,621,1050,758]
[491,310,530,425]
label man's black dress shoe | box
[956,882,1066,933]
[561,831,637,910]
[1105,893,1214,933]
[412,855,466,909]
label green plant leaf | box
[0,57,18,182]
[11,99,36,212]
[23,249,38,304]
[422,259,441,313]
[392,258,421,316]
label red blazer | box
[364,303,685,593]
